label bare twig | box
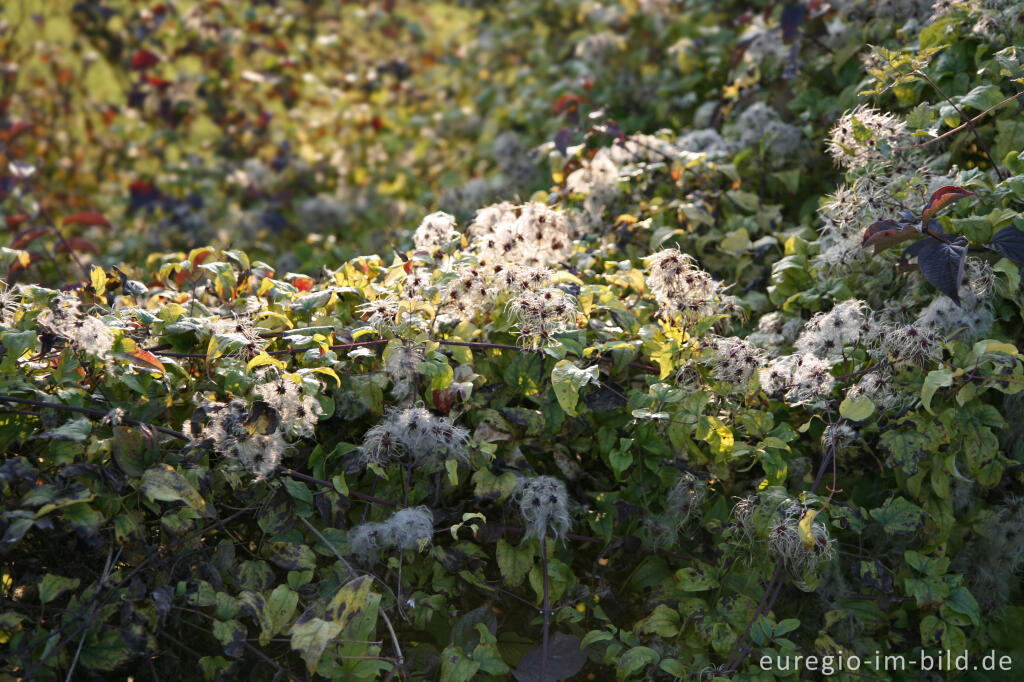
[912,70,1007,180]
[892,90,1024,153]
[0,395,188,439]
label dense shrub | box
[3,1,1024,680]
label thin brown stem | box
[0,395,187,439]
[892,90,1024,152]
[913,70,1006,180]
[540,537,551,682]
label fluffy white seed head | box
[357,405,470,469]
[518,476,571,540]
[645,249,727,326]
[413,211,460,253]
[384,342,425,399]
[347,506,434,561]
[256,377,322,439]
[37,297,115,360]
[710,337,764,392]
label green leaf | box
[36,417,92,442]
[959,84,1005,111]
[199,656,234,680]
[140,464,209,516]
[674,566,719,591]
[38,574,80,604]
[212,618,247,658]
[232,560,275,592]
[944,587,981,627]
[551,359,599,416]
[63,502,103,538]
[839,395,875,421]
[617,646,660,680]
[774,618,800,637]
[921,369,954,414]
[496,539,534,588]
[440,645,481,682]
[870,497,926,535]
[637,604,680,638]
[79,629,131,671]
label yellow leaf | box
[257,277,275,298]
[247,352,287,372]
[90,266,107,294]
[309,367,341,386]
[798,509,818,549]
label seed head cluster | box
[255,376,322,438]
[358,405,470,468]
[188,399,286,481]
[37,297,115,360]
[384,342,424,399]
[794,299,873,359]
[712,336,764,387]
[0,280,19,326]
[827,105,914,171]
[766,502,836,575]
[413,211,460,254]
[507,286,579,348]
[518,476,571,541]
[348,506,434,560]
[759,353,835,405]
[645,249,728,326]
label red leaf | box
[144,74,172,88]
[129,179,156,195]
[861,219,918,254]
[56,237,100,254]
[11,226,52,249]
[553,94,588,115]
[291,275,314,291]
[131,49,160,70]
[130,350,165,372]
[432,388,457,415]
[5,214,27,232]
[189,247,215,268]
[63,211,111,228]
[1,121,32,144]
[922,186,974,223]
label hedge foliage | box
[3,0,1024,680]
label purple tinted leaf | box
[987,226,1024,264]
[916,237,967,305]
[780,4,806,43]
[513,633,586,682]
[554,129,572,156]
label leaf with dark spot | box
[987,225,1024,264]
[268,541,316,570]
[232,560,275,592]
[915,237,967,304]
